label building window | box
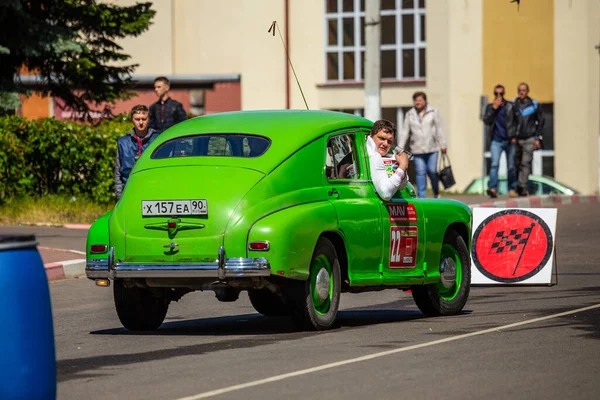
[325,0,426,82]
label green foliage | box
[0,92,21,115]
[0,115,131,204]
[0,0,155,117]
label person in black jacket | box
[483,84,518,198]
[514,82,545,196]
[149,76,187,133]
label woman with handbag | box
[398,91,448,198]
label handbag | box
[438,152,456,189]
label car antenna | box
[268,20,309,110]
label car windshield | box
[151,134,271,159]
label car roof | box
[144,110,373,173]
[466,175,579,193]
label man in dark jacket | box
[483,84,518,198]
[114,105,160,200]
[514,82,545,196]
[149,76,187,133]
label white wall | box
[554,0,600,194]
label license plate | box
[142,200,208,216]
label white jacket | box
[398,105,447,154]
[366,136,408,201]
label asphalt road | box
[0,225,87,253]
[46,203,600,399]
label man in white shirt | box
[367,120,410,201]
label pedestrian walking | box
[149,76,187,133]
[514,82,545,197]
[398,91,448,198]
[114,105,159,200]
[483,84,518,198]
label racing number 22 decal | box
[389,226,418,268]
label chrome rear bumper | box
[85,246,271,280]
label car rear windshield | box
[151,134,271,159]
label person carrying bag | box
[398,91,448,198]
[438,151,456,190]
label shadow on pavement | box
[63,308,426,383]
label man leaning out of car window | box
[366,120,409,201]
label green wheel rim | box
[311,254,333,315]
[436,243,462,301]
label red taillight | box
[90,244,107,254]
[168,222,177,229]
[248,241,270,251]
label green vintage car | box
[86,110,472,331]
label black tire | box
[247,289,288,317]
[113,280,169,331]
[287,237,341,331]
[412,229,471,316]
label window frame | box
[150,133,271,159]
[324,0,426,82]
[325,132,366,183]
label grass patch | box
[0,196,114,226]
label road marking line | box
[174,303,600,400]
[38,246,86,255]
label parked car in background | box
[85,110,472,332]
[464,175,578,196]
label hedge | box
[0,116,132,205]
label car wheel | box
[113,280,169,331]
[288,237,341,330]
[411,229,471,316]
[247,289,288,317]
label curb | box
[18,222,92,229]
[466,194,599,209]
[44,259,86,281]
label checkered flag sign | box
[488,223,536,254]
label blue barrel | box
[0,235,56,399]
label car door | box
[325,131,383,286]
[379,188,427,284]
[355,131,427,284]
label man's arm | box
[370,154,408,201]
[483,104,497,125]
[506,103,517,140]
[148,104,156,131]
[114,146,123,200]
[174,102,187,123]
[535,102,545,138]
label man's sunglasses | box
[494,92,504,96]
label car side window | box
[540,182,559,195]
[326,134,359,180]
[152,134,270,158]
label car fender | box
[416,200,472,284]
[246,201,340,280]
[86,211,112,263]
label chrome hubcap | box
[439,257,457,289]
[315,267,330,301]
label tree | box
[0,0,155,118]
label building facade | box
[20,0,600,194]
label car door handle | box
[328,188,339,198]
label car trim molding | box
[85,247,271,280]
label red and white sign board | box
[386,204,417,223]
[471,208,557,285]
[390,226,418,268]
